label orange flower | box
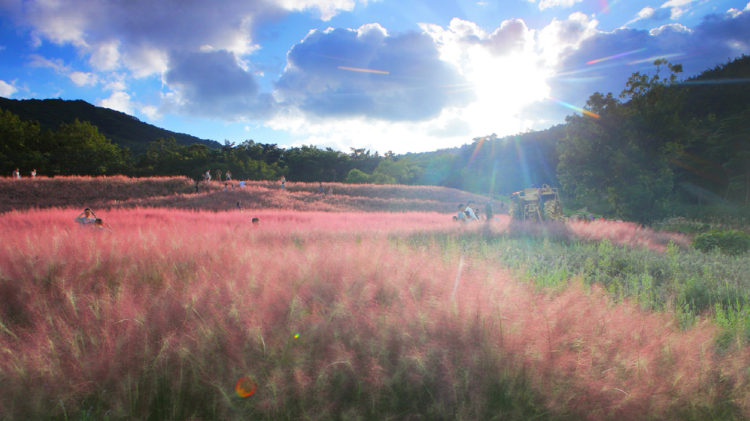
[235,377,257,398]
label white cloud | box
[660,0,695,7]
[140,105,161,120]
[98,91,135,115]
[89,40,120,71]
[0,80,18,98]
[69,71,98,86]
[278,0,358,20]
[745,2,750,11]
[2,0,367,82]
[28,54,69,73]
[537,12,600,63]
[538,0,583,10]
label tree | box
[44,119,132,175]
[0,108,43,175]
[557,60,696,223]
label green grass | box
[404,228,750,345]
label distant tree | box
[43,119,132,175]
[345,168,372,184]
[0,108,43,175]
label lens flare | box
[294,333,300,339]
[548,97,599,118]
[338,66,389,75]
[599,0,610,13]
[587,49,646,65]
[235,377,257,398]
[627,53,685,65]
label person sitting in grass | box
[239,180,246,188]
[457,204,468,222]
[93,218,114,233]
[237,202,243,212]
[252,217,260,227]
[318,182,325,195]
[75,208,98,226]
[465,200,478,219]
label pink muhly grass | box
[0,208,747,420]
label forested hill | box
[0,98,221,154]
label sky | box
[0,0,749,154]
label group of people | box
[74,207,260,231]
[11,168,36,178]
[74,208,114,232]
[202,169,233,183]
[454,199,498,222]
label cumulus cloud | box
[163,50,275,119]
[69,71,98,87]
[1,0,367,79]
[530,7,750,126]
[526,0,583,10]
[274,24,475,122]
[0,80,19,98]
[627,6,673,25]
[98,91,135,115]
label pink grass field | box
[0,176,490,214]
[0,208,747,420]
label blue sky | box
[0,0,748,153]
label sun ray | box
[587,49,646,65]
[548,97,600,118]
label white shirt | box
[239,181,246,187]
[75,216,97,225]
[465,207,478,220]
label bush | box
[692,229,750,255]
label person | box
[485,200,494,221]
[195,182,200,193]
[239,180,246,188]
[281,180,286,190]
[588,213,594,222]
[224,183,228,191]
[464,201,478,220]
[237,202,243,212]
[13,168,20,179]
[30,169,36,178]
[205,170,211,182]
[457,204,468,222]
[226,171,232,181]
[252,217,260,227]
[216,170,222,181]
[75,208,98,226]
[327,186,333,195]
[318,182,324,195]
[452,215,459,222]
[92,218,114,233]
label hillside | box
[0,176,493,214]
[0,98,222,154]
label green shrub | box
[692,229,750,255]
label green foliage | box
[344,168,373,184]
[0,108,42,174]
[557,60,696,224]
[692,229,750,255]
